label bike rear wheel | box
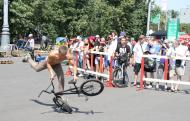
[80,79,104,96]
[53,97,72,113]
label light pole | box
[146,0,152,36]
[1,0,10,51]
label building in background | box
[179,7,190,23]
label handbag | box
[175,59,182,67]
[140,44,156,72]
[144,57,156,72]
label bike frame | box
[38,80,82,98]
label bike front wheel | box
[112,68,128,88]
[80,79,104,96]
[53,97,73,114]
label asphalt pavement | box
[0,57,190,121]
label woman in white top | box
[25,34,35,51]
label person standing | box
[115,37,131,86]
[25,34,35,51]
[25,34,35,58]
[174,40,188,92]
[147,38,161,89]
[132,35,146,86]
[41,34,49,49]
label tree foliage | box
[0,0,3,26]
[7,0,148,40]
[180,23,190,34]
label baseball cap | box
[28,34,33,37]
[119,31,126,38]
[95,35,100,38]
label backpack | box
[144,57,156,72]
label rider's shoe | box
[68,79,77,84]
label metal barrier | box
[140,54,190,90]
[68,49,113,87]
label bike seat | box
[68,79,77,85]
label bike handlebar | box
[38,80,55,98]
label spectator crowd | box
[15,31,190,92]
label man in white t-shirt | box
[174,40,188,92]
[133,35,146,86]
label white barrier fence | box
[67,49,113,87]
[140,54,190,89]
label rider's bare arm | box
[66,49,77,80]
[47,62,56,79]
[46,55,56,80]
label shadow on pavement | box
[30,99,103,115]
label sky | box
[155,0,190,11]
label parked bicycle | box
[112,55,130,88]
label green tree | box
[123,0,147,37]
[169,10,179,18]
[180,23,190,34]
[7,0,148,41]
[9,0,34,34]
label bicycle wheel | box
[112,68,126,88]
[80,79,104,96]
[53,97,72,113]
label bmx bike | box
[38,77,104,114]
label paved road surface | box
[0,57,190,121]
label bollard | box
[100,55,103,73]
[164,57,168,80]
[106,56,113,87]
[83,54,86,69]
[91,53,94,71]
[140,57,145,90]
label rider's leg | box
[52,63,64,91]
[28,58,47,72]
